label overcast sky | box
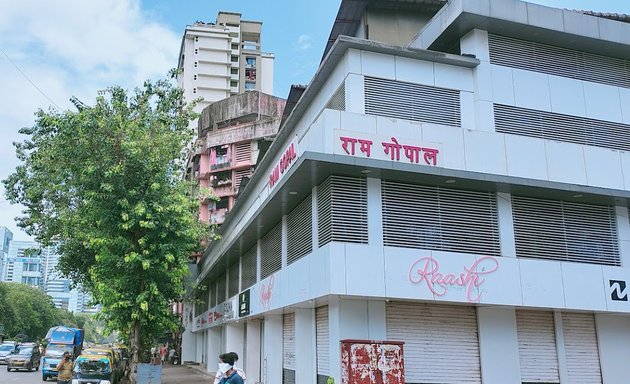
[1,0,629,241]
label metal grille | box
[216,273,226,304]
[382,181,501,255]
[317,176,368,247]
[287,195,313,265]
[488,34,630,89]
[235,141,251,163]
[240,246,257,290]
[512,196,620,266]
[364,76,461,127]
[227,260,239,298]
[495,104,630,151]
[316,306,329,376]
[325,82,345,111]
[260,221,282,280]
[562,313,603,384]
[283,312,296,370]
[516,310,560,383]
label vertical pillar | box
[207,326,222,375]
[312,187,318,249]
[263,314,283,384]
[615,206,630,266]
[553,311,570,384]
[181,325,197,363]
[477,307,521,383]
[282,215,288,267]
[196,331,203,363]
[595,314,630,383]
[497,192,516,258]
[245,320,262,383]
[367,178,383,248]
[225,322,245,365]
[295,308,317,384]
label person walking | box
[56,351,74,384]
[217,353,245,384]
[168,347,176,365]
[214,352,246,384]
[159,345,167,365]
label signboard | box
[223,298,236,321]
[137,363,161,384]
[268,138,298,189]
[239,290,250,317]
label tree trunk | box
[129,320,141,384]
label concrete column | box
[497,192,516,258]
[225,322,245,365]
[263,314,283,384]
[181,327,197,364]
[196,331,203,363]
[312,187,318,248]
[477,307,521,384]
[595,314,630,384]
[207,326,222,375]
[344,73,365,114]
[614,206,630,267]
[295,308,317,384]
[245,320,262,384]
[553,311,570,384]
[367,178,383,248]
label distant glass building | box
[2,240,43,288]
[0,226,13,281]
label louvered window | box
[209,282,216,308]
[240,246,257,290]
[364,76,461,127]
[488,34,630,89]
[235,168,252,189]
[317,176,368,247]
[216,273,226,304]
[516,311,560,383]
[287,195,313,265]
[260,222,282,279]
[228,260,239,298]
[512,196,620,266]
[495,104,630,151]
[325,82,345,111]
[235,142,251,163]
[382,181,500,255]
[563,313,602,384]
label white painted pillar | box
[477,307,521,383]
[245,320,262,384]
[225,322,245,367]
[595,314,630,384]
[181,326,197,364]
[553,311,570,384]
[295,308,317,384]
[207,326,222,375]
[497,192,516,258]
[615,206,630,266]
[344,73,365,114]
[196,331,203,363]
[367,178,383,248]
[263,314,283,384]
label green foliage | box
[0,282,59,341]
[3,76,212,362]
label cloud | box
[296,34,312,51]
[0,0,181,239]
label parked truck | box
[42,326,84,381]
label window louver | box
[325,82,345,111]
[235,168,252,189]
[488,34,630,89]
[235,142,251,163]
[260,221,282,279]
[287,194,313,265]
[495,104,630,151]
[228,260,239,298]
[364,76,461,127]
[512,196,620,266]
[240,246,257,290]
[318,176,368,247]
[216,273,226,304]
[382,181,501,255]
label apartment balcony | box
[211,155,232,171]
[212,185,235,197]
[209,208,228,224]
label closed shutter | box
[287,194,313,265]
[240,246,257,290]
[260,222,282,280]
[516,310,560,383]
[227,260,239,298]
[316,306,329,382]
[563,313,602,384]
[283,312,296,384]
[386,302,481,383]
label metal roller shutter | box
[516,310,560,383]
[386,302,481,383]
[563,313,602,384]
[283,312,296,384]
[316,306,329,382]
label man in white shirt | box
[214,352,246,384]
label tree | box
[4,76,210,379]
[0,282,60,341]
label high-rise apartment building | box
[177,11,275,126]
[42,246,92,312]
[2,240,43,288]
[0,227,13,280]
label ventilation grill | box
[382,181,500,255]
[240,246,257,290]
[364,76,461,127]
[512,196,620,266]
[325,82,345,111]
[228,260,239,298]
[318,176,368,247]
[495,104,630,151]
[235,168,252,189]
[209,282,216,308]
[287,195,313,265]
[260,221,282,279]
[235,141,251,163]
[216,273,226,304]
[488,34,630,89]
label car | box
[0,342,18,365]
[6,342,41,372]
[72,354,116,384]
[42,343,74,381]
[82,347,121,383]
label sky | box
[1,0,629,241]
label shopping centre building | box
[182,0,630,383]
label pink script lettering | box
[260,275,275,310]
[408,256,499,302]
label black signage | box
[239,290,250,317]
[609,280,628,301]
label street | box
[0,364,43,384]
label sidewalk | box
[162,364,215,384]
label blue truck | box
[42,326,84,381]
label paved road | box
[0,362,44,384]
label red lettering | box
[260,275,275,310]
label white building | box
[2,240,43,288]
[42,246,93,313]
[177,11,275,127]
[183,1,630,383]
[0,226,13,280]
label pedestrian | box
[150,346,156,358]
[217,352,245,384]
[56,351,73,384]
[214,352,246,384]
[159,345,167,365]
[168,347,176,364]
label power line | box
[0,46,62,110]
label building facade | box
[0,226,13,280]
[42,246,93,313]
[1,240,43,288]
[183,1,630,383]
